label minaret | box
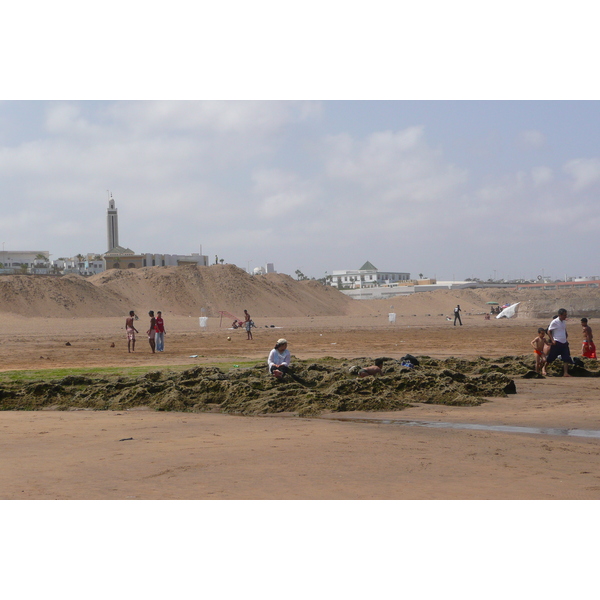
[107,193,119,251]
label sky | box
[1,99,599,281]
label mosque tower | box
[107,193,119,251]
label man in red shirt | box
[155,311,166,352]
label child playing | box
[531,328,548,375]
[581,318,597,359]
[358,358,384,378]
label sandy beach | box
[2,310,599,500]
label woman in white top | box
[268,339,291,379]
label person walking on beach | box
[453,305,462,326]
[155,311,166,352]
[581,318,596,359]
[125,311,139,353]
[147,310,157,354]
[546,308,573,377]
[531,328,548,375]
[244,309,253,340]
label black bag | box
[401,354,420,367]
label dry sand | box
[1,268,600,499]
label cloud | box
[563,157,600,191]
[106,101,317,136]
[531,166,553,186]
[253,169,319,218]
[322,126,468,205]
[518,129,546,149]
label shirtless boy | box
[581,318,597,359]
[125,311,139,353]
[358,358,385,378]
[531,328,548,375]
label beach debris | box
[118,438,134,442]
[110,342,115,348]
[189,355,198,358]
[65,342,71,346]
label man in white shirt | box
[546,308,573,377]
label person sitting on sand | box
[531,328,548,375]
[581,318,597,359]
[125,311,139,353]
[268,339,291,379]
[358,358,384,378]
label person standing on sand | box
[147,310,157,354]
[244,309,253,340]
[546,308,573,377]
[155,311,166,352]
[581,318,596,359]
[531,328,548,375]
[125,311,139,353]
[453,305,462,326]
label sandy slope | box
[2,268,600,500]
[2,264,600,320]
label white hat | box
[276,338,287,346]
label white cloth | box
[548,317,568,343]
[268,348,291,369]
[496,302,520,319]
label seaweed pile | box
[5,353,595,416]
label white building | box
[141,253,209,267]
[0,250,50,273]
[53,254,105,275]
[330,261,410,289]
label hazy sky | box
[1,100,598,280]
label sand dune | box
[1,264,599,320]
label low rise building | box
[330,261,410,289]
[0,250,50,274]
[141,253,209,267]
